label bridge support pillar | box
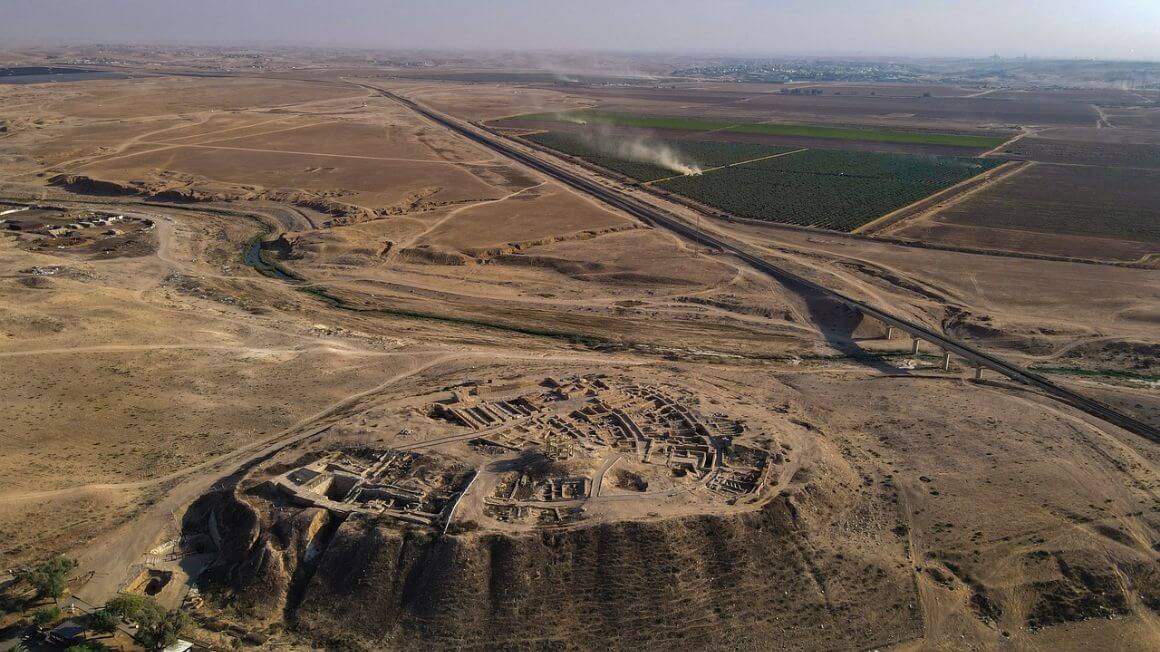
[974,364,983,381]
[911,338,921,355]
[942,352,952,371]
[885,326,894,340]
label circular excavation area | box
[264,373,798,535]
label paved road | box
[374,86,1158,444]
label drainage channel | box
[243,229,302,282]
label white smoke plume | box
[572,118,702,176]
[613,137,702,176]
[549,112,588,125]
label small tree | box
[135,600,188,650]
[17,557,78,602]
[32,605,61,627]
[88,609,119,636]
[104,593,145,620]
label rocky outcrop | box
[201,487,339,624]
[44,174,375,222]
[47,173,209,203]
[48,173,139,197]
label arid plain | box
[1,50,1158,650]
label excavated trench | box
[283,510,346,622]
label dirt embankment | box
[1057,340,1160,373]
[398,224,645,271]
[261,191,378,224]
[194,473,921,651]
[47,173,378,222]
[942,306,1093,357]
[49,173,207,202]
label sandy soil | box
[0,65,1156,651]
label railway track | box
[374,86,1159,444]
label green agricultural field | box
[516,111,1008,149]
[525,131,795,182]
[657,150,1003,231]
[526,131,669,180]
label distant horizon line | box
[5,41,1160,65]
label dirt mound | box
[398,245,472,266]
[48,173,208,203]
[491,253,608,275]
[943,307,1004,340]
[46,175,376,222]
[1026,550,1133,630]
[48,173,140,197]
[678,295,794,320]
[942,307,1077,355]
[16,276,53,289]
[1117,307,1160,325]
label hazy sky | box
[4,0,1160,60]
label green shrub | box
[88,608,119,635]
[17,557,78,600]
[32,605,61,627]
[104,593,145,620]
[134,599,188,650]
